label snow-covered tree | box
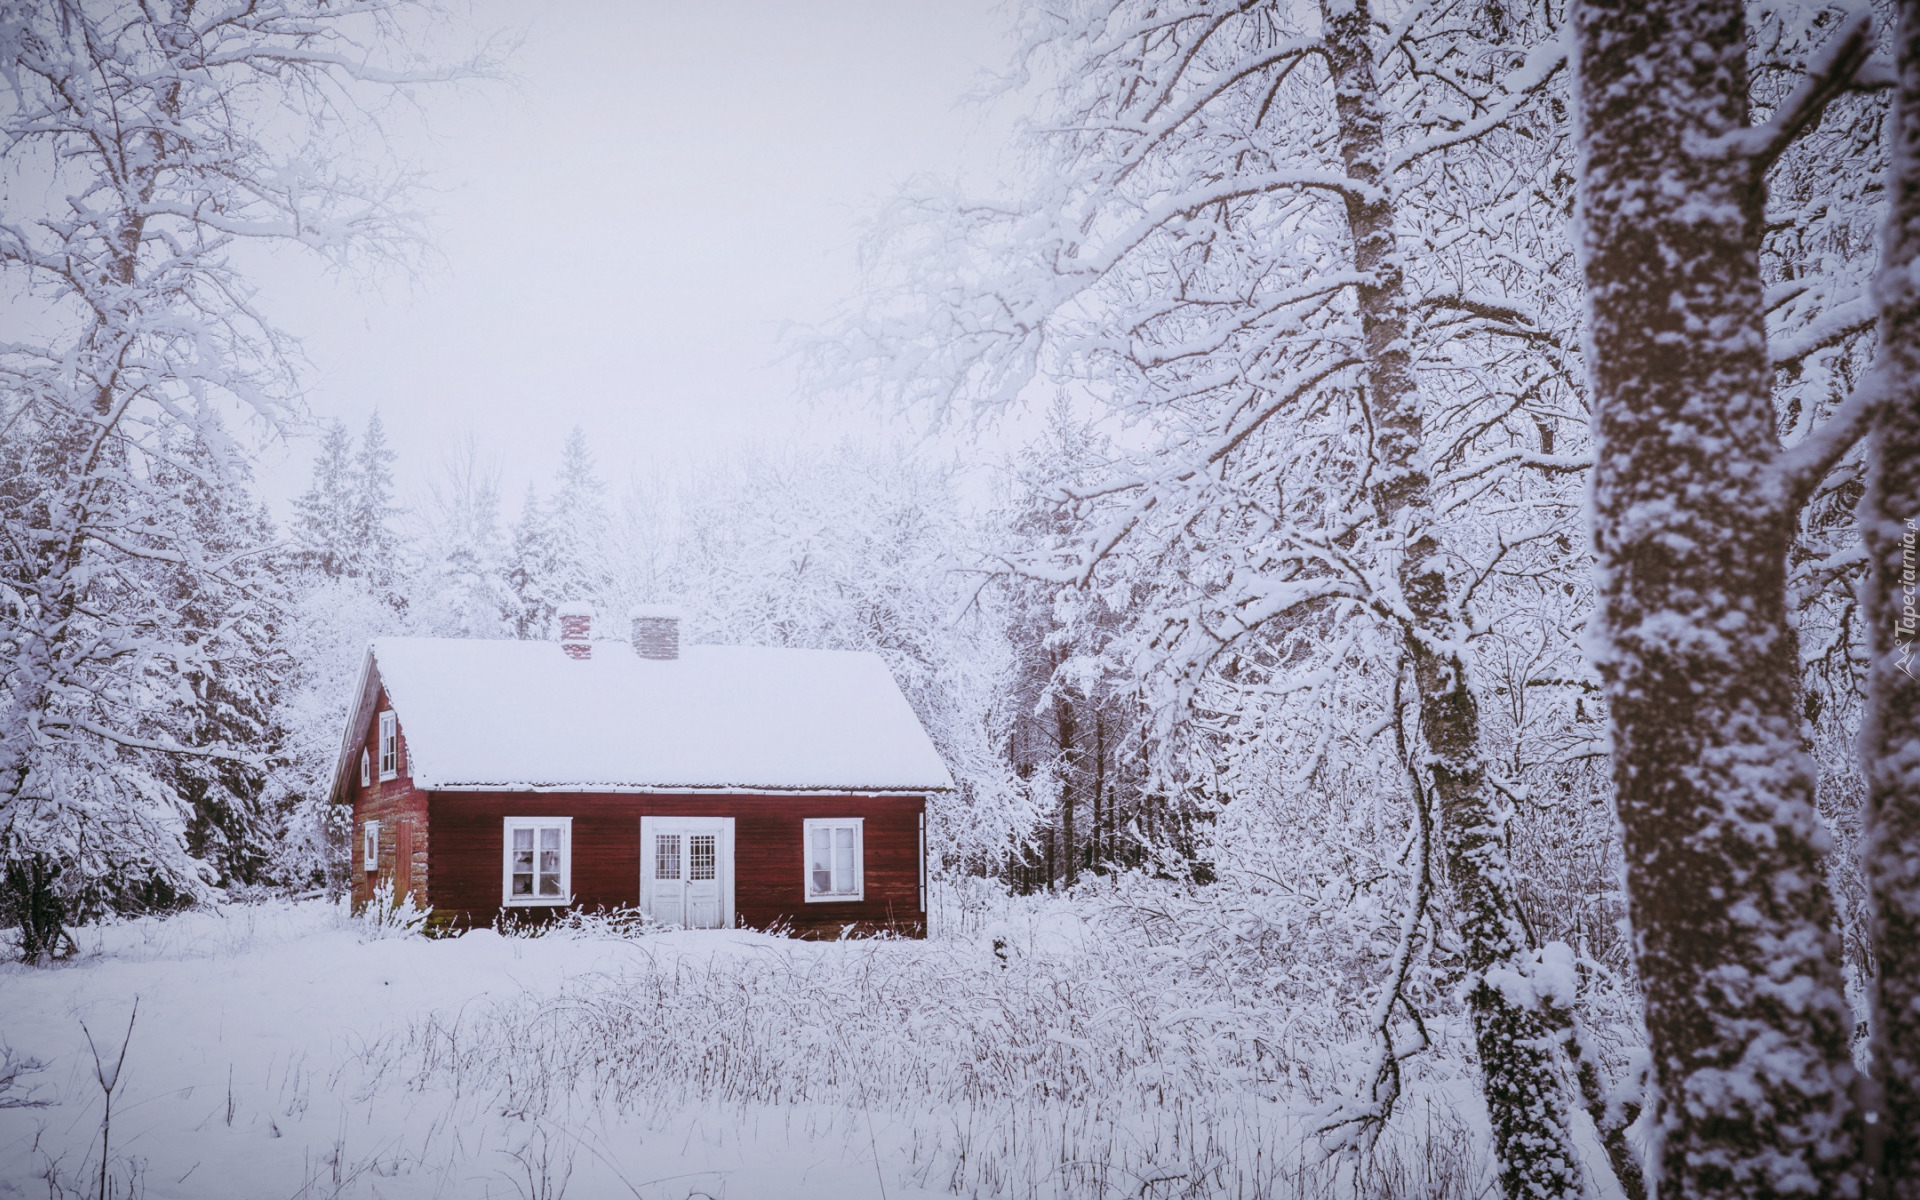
[0,0,481,961]
[410,436,513,639]
[290,422,360,579]
[352,412,405,601]
[828,0,1608,1191]
[152,439,292,896]
[507,427,614,638]
[504,484,548,639]
[289,413,405,603]
[995,403,1172,890]
[1859,0,1920,1185]
[670,440,1027,867]
[1569,0,1899,1191]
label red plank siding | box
[425,791,927,937]
[347,687,429,909]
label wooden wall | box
[425,791,927,937]
[348,685,429,909]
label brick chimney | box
[629,605,682,660]
[556,602,594,660]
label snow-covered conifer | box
[412,437,514,639]
[291,423,361,580]
[505,484,548,640]
[352,413,406,602]
[506,428,614,638]
[0,0,483,960]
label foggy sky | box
[256,0,1007,510]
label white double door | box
[640,816,735,929]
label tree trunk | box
[0,856,74,965]
[1321,3,1586,1195]
[1569,0,1865,1192]
[1863,1,1920,1191]
[1057,692,1078,887]
[1093,714,1106,873]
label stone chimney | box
[629,605,682,661]
[556,602,594,660]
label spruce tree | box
[353,412,404,602]
[507,483,550,640]
[290,423,359,580]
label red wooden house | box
[329,605,952,936]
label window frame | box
[802,817,865,903]
[501,816,573,908]
[362,819,379,872]
[378,711,398,781]
[360,749,371,788]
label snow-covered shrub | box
[0,1045,46,1111]
[492,905,667,941]
[373,882,1493,1198]
[355,879,431,941]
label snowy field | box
[0,894,1498,1200]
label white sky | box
[253,0,1010,511]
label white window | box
[803,818,863,902]
[359,749,370,787]
[503,817,572,907]
[362,820,379,872]
[378,711,398,781]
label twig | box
[78,997,137,1200]
[1740,10,1877,180]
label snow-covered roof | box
[338,637,954,795]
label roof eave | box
[326,648,382,806]
[423,782,954,796]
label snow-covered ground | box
[0,897,1494,1199]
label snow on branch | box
[0,1045,47,1110]
[41,717,263,768]
[1437,447,1592,491]
[1769,369,1883,515]
[1702,7,1875,179]
[1386,38,1567,176]
[1770,294,1877,368]
[1076,172,1388,283]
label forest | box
[1,0,1916,1197]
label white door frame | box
[639,816,736,928]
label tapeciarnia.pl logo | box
[1900,516,1917,681]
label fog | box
[254,0,1005,507]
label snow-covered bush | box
[492,905,668,941]
[373,882,1496,1198]
[354,879,431,941]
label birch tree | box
[0,0,481,960]
[830,1,1610,1192]
[1569,0,1899,1192]
[1862,0,1920,1187]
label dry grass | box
[369,883,1495,1199]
